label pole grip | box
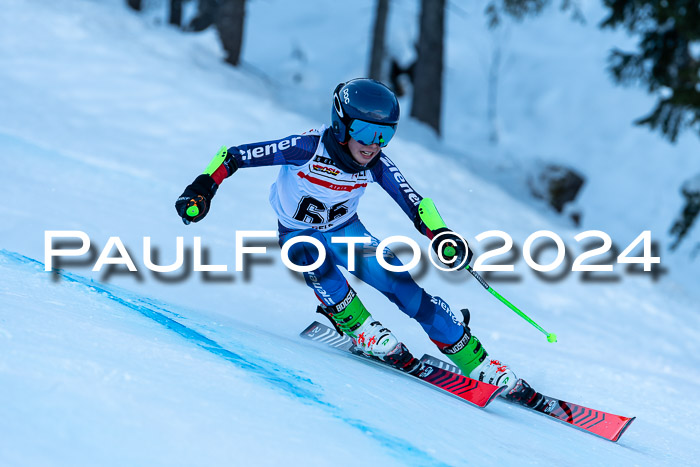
[186,205,200,217]
[182,204,199,225]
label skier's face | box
[347,137,381,165]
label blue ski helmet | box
[331,78,400,146]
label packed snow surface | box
[1,0,699,465]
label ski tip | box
[485,385,506,406]
[610,416,636,443]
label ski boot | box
[317,287,422,374]
[439,309,517,394]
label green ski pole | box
[464,264,557,342]
[418,198,557,343]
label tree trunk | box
[216,0,246,66]
[488,43,502,144]
[670,173,700,250]
[126,0,142,11]
[411,0,445,135]
[188,0,220,32]
[169,0,183,27]
[368,0,390,81]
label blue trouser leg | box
[279,219,464,346]
[280,229,350,306]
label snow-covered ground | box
[1,0,699,465]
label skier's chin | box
[354,151,378,165]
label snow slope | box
[5,250,690,467]
[1,0,699,465]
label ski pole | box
[463,263,557,342]
[182,205,199,225]
[418,198,557,343]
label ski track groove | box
[0,249,449,467]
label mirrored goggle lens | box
[348,120,396,147]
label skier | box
[175,78,517,394]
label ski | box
[300,321,504,408]
[420,354,636,442]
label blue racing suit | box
[213,126,464,347]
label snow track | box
[0,250,447,466]
[2,0,699,464]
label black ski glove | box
[175,174,219,224]
[431,227,473,268]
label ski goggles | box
[348,119,396,147]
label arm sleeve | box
[210,133,319,184]
[370,154,425,226]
